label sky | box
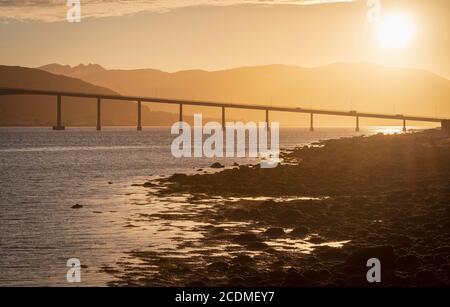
[0,0,448,78]
[0,1,358,22]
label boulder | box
[346,245,396,269]
[388,234,412,247]
[247,241,269,250]
[232,255,254,264]
[233,233,260,243]
[210,162,225,168]
[208,262,229,271]
[225,208,260,220]
[143,181,156,187]
[416,270,439,285]
[171,173,187,180]
[308,235,326,244]
[290,226,310,237]
[263,227,285,237]
[396,254,420,271]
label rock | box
[228,277,246,286]
[71,204,83,209]
[233,233,260,243]
[275,209,302,224]
[208,262,229,271]
[225,208,259,220]
[423,223,436,230]
[232,255,254,264]
[396,254,420,271]
[433,254,446,266]
[186,280,207,287]
[210,162,225,168]
[247,241,269,250]
[308,235,326,244]
[211,227,226,235]
[441,221,450,233]
[263,227,285,237]
[314,246,346,260]
[284,269,307,286]
[171,173,187,180]
[290,226,310,237]
[124,223,138,228]
[388,234,412,247]
[108,181,113,184]
[416,270,439,285]
[302,269,324,282]
[325,229,342,239]
[346,245,396,269]
[408,215,432,225]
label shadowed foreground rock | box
[105,129,450,287]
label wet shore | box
[104,129,450,287]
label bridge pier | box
[137,100,142,131]
[222,107,225,130]
[355,116,360,132]
[441,120,450,135]
[403,119,407,133]
[96,98,101,131]
[52,95,65,130]
[310,113,314,131]
[179,104,183,131]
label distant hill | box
[38,63,106,79]
[39,63,450,126]
[0,66,195,127]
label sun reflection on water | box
[372,126,404,135]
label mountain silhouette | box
[0,66,195,127]
[38,63,450,126]
[39,63,106,79]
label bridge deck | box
[0,87,446,123]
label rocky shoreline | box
[105,129,450,287]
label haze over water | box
[0,126,412,286]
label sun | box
[377,13,414,49]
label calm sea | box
[0,126,407,286]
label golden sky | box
[0,0,448,78]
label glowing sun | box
[377,13,414,49]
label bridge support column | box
[222,107,225,130]
[356,116,360,132]
[137,100,142,131]
[310,113,314,131]
[265,109,270,131]
[53,95,65,130]
[179,104,183,131]
[96,98,101,131]
[403,119,407,133]
[441,120,450,135]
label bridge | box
[1,87,448,133]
